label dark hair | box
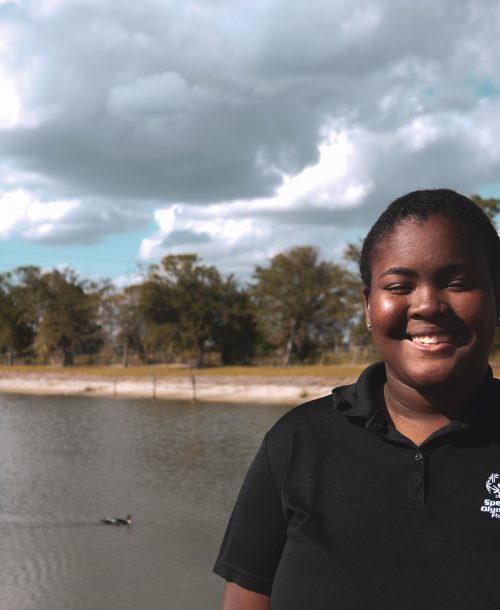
[360,189,500,290]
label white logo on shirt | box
[481,473,500,519]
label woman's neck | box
[381,370,483,446]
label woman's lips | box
[410,334,452,344]
[405,333,455,352]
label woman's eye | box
[385,284,412,294]
[447,281,473,291]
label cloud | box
[0,190,77,238]
[0,189,149,245]
[0,68,21,127]
[0,0,500,276]
[107,71,222,119]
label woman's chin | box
[396,359,485,394]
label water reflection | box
[0,393,289,610]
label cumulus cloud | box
[0,189,149,245]
[1,0,500,276]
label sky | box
[1,0,500,284]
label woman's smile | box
[407,332,454,350]
[405,325,468,350]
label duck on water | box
[101,514,133,525]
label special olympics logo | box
[486,473,500,499]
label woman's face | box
[365,215,499,392]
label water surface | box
[0,393,290,610]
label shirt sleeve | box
[213,433,289,595]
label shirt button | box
[414,453,423,461]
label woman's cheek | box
[381,297,399,314]
[372,294,405,323]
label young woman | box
[214,189,500,610]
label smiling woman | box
[365,215,499,441]
[214,189,500,610]
[361,191,500,445]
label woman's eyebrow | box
[379,266,416,278]
[441,263,476,273]
[379,263,477,279]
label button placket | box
[408,451,425,507]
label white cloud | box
[399,117,441,152]
[0,190,77,238]
[0,68,21,127]
[154,206,181,233]
[112,271,146,289]
[340,6,382,39]
[0,190,30,235]
[1,0,500,277]
[138,126,373,271]
[0,189,149,245]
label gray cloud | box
[1,0,500,273]
[17,199,150,246]
[160,229,211,247]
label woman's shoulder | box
[266,383,356,442]
[268,363,385,436]
[272,392,337,425]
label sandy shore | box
[0,371,358,404]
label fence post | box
[190,369,197,405]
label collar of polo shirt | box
[331,361,499,437]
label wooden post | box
[190,369,197,405]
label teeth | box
[411,334,452,344]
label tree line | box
[0,246,368,367]
[1,196,497,368]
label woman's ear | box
[363,288,371,329]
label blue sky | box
[1,0,500,284]
[0,228,151,280]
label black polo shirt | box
[214,362,500,609]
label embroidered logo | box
[481,473,500,518]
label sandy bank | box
[0,371,358,404]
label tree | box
[214,277,258,365]
[142,254,225,367]
[341,243,372,350]
[343,241,362,267]
[470,195,500,222]
[134,272,179,361]
[97,282,146,367]
[35,268,102,366]
[253,246,358,364]
[0,270,37,364]
[115,285,147,367]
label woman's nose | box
[408,286,448,318]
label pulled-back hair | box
[360,189,500,290]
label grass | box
[1,361,499,381]
[0,362,368,379]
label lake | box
[0,393,290,610]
